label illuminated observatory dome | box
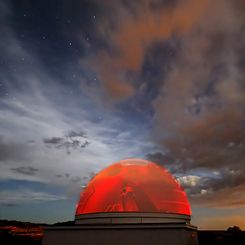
[76,159,191,217]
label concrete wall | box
[43,226,198,245]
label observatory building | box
[43,159,198,245]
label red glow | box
[76,159,191,216]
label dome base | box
[75,212,191,225]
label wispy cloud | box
[0,0,152,204]
[43,131,89,154]
[11,166,39,176]
[0,189,66,206]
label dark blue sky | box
[0,0,245,229]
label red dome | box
[76,159,191,216]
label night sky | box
[0,0,245,229]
